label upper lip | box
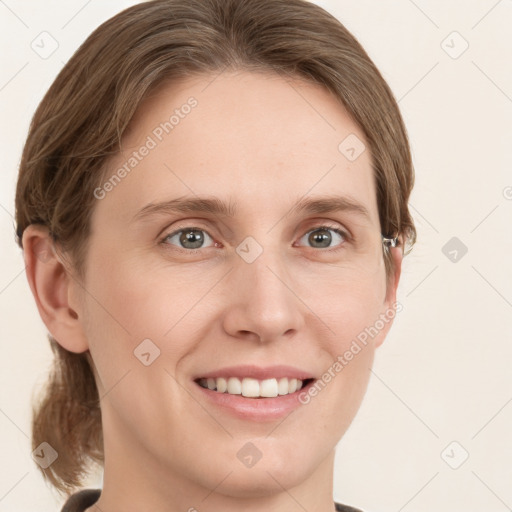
[195,365,316,381]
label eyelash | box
[159,224,351,254]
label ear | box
[385,245,403,305]
[374,245,403,349]
[22,225,89,353]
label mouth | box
[192,365,317,420]
[195,376,315,398]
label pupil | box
[180,229,204,249]
[309,229,331,248]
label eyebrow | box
[133,196,237,221]
[132,194,371,222]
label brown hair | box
[15,0,416,495]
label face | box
[73,71,400,500]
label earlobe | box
[22,225,89,353]
[375,246,404,349]
[388,245,404,303]
[384,245,403,305]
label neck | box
[87,407,338,512]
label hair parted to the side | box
[15,0,416,495]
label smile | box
[193,365,316,420]
[196,376,312,398]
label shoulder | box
[60,489,101,512]
[335,503,364,512]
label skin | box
[23,70,402,512]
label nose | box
[221,246,305,344]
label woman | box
[15,0,416,510]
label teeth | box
[242,378,260,397]
[277,377,289,395]
[198,377,305,397]
[227,377,241,395]
[216,377,227,393]
[260,378,278,397]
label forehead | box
[94,70,379,227]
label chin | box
[214,463,309,499]
[209,442,323,499]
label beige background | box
[1,1,511,511]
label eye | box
[162,227,215,250]
[296,226,348,250]
[160,224,349,253]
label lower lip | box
[194,380,315,421]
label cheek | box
[79,245,227,401]
[82,244,208,339]
[298,265,388,423]
[303,263,388,346]
[78,255,200,442]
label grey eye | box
[299,227,346,249]
[164,228,214,250]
